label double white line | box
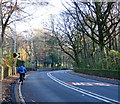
[47,72,120,104]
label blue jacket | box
[17,66,27,73]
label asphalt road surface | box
[21,70,120,103]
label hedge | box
[74,68,120,80]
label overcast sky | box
[15,0,71,33]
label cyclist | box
[17,64,27,84]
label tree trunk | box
[0,41,5,80]
[99,43,106,69]
[74,51,81,68]
[92,41,96,68]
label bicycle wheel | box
[20,73,24,84]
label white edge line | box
[18,74,30,104]
[18,82,25,103]
[47,72,120,104]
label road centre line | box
[47,72,110,103]
[47,72,120,104]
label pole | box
[0,0,4,80]
[13,10,17,75]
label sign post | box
[13,52,20,74]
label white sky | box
[15,0,71,33]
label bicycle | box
[19,73,25,85]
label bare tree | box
[53,12,84,67]
[63,1,119,68]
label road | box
[20,70,119,103]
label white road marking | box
[31,99,36,102]
[18,74,30,104]
[18,82,25,104]
[70,82,117,86]
[47,72,120,104]
[25,74,30,78]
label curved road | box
[20,70,119,103]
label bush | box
[74,68,120,80]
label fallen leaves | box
[2,75,19,103]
